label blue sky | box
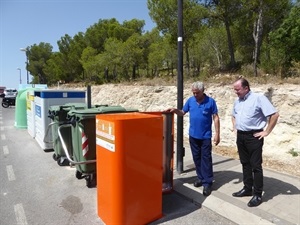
[0,0,156,89]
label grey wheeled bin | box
[58,105,138,188]
[47,103,87,166]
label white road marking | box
[3,145,9,155]
[6,165,16,181]
[1,134,6,140]
[14,203,28,225]
[1,126,14,130]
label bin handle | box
[94,104,109,108]
[58,124,96,165]
[43,121,57,143]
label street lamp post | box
[176,0,184,174]
[20,48,29,84]
[17,68,22,84]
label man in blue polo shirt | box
[166,81,220,196]
[232,78,279,207]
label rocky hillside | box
[58,81,300,176]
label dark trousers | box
[189,136,213,186]
[236,132,264,196]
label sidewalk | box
[172,144,300,225]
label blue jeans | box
[189,136,213,186]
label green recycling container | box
[48,103,88,166]
[66,105,138,188]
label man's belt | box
[237,129,263,134]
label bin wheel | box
[52,153,58,161]
[85,174,97,188]
[75,170,84,179]
[57,157,69,166]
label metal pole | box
[177,0,184,174]
[87,85,92,108]
[17,68,22,84]
[26,56,29,84]
[20,48,29,84]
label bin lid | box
[48,103,89,119]
[67,105,138,120]
[49,103,88,112]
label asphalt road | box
[0,105,235,225]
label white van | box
[4,88,18,97]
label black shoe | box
[193,179,202,187]
[247,195,262,207]
[203,186,212,196]
[232,188,252,197]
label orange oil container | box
[96,112,163,225]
